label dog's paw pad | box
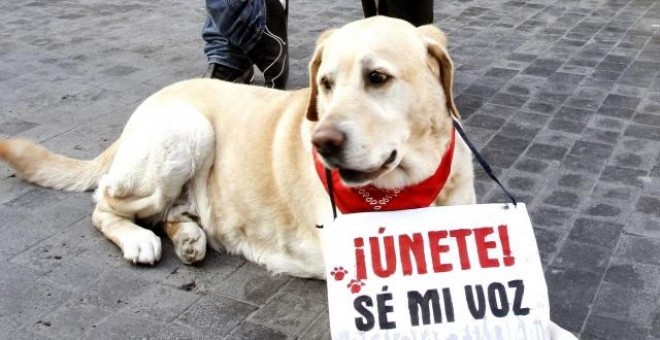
[173,223,207,265]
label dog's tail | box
[0,138,118,191]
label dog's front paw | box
[121,229,162,265]
[172,222,207,265]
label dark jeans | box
[202,0,266,71]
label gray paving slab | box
[1,0,660,338]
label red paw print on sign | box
[330,267,348,281]
[347,279,365,294]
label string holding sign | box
[452,119,517,207]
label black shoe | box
[204,63,255,84]
[247,0,289,89]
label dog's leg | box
[88,99,214,265]
[92,197,163,265]
[163,200,207,264]
[165,217,207,265]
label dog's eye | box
[320,76,332,91]
[367,70,390,86]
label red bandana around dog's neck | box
[313,128,456,213]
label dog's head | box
[306,16,459,189]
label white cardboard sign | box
[323,203,550,340]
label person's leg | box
[384,0,433,26]
[202,16,254,82]
[360,0,378,18]
[202,0,289,89]
[361,0,433,26]
[246,0,289,89]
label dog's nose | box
[312,126,345,158]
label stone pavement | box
[0,0,659,338]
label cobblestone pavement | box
[0,0,659,339]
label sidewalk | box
[1,0,659,338]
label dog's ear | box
[306,29,336,121]
[418,25,461,120]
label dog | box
[0,17,475,278]
[0,16,579,339]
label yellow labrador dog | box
[0,17,475,276]
[0,17,576,338]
